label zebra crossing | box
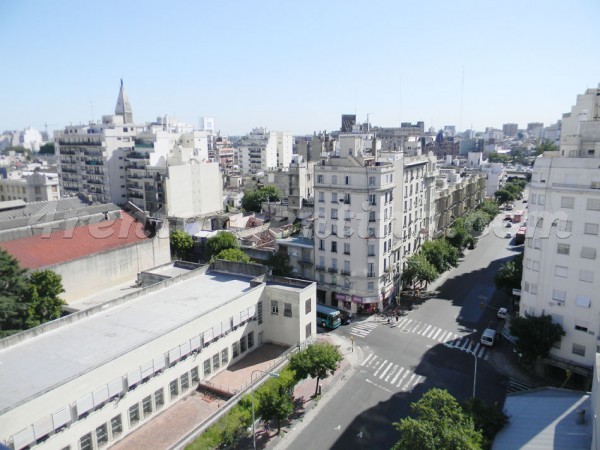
[395,317,489,360]
[506,377,534,393]
[360,353,425,392]
[350,321,379,338]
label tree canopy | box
[205,231,239,260]
[214,248,250,263]
[266,252,293,277]
[420,239,459,273]
[510,314,565,363]
[289,342,342,397]
[24,270,66,328]
[393,388,483,450]
[241,185,282,213]
[38,142,55,155]
[170,229,194,261]
[494,189,516,206]
[0,250,29,334]
[255,369,296,434]
[534,139,558,156]
[493,253,523,294]
[487,152,511,164]
[402,253,439,288]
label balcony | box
[299,259,313,266]
[328,267,338,274]
[340,269,351,276]
[315,265,326,272]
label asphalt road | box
[285,208,525,450]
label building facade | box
[0,171,60,203]
[237,128,293,175]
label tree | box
[23,270,66,328]
[205,231,238,261]
[38,142,55,155]
[289,342,342,397]
[534,139,558,156]
[487,152,510,164]
[255,370,296,434]
[493,254,523,294]
[402,253,439,288]
[510,314,565,363]
[0,249,29,334]
[169,229,194,261]
[478,200,500,218]
[393,388,483,450]
[493,189,516,206]
[241,186,283,213]
[266,252,293,277]
[446,218,471,250]
[213,248,250,263]
[420,239,459,273]
[462,398,509,449]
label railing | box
[552,182,600,190]
[328,267,338,274]
[315,265,326,272]
[340,269,351,276]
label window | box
[111,414,123,438]
[257,301,263,325]
[331,192,338,203]
[169,380,179,399]
[576,295,591,308]
[331,224,337,236]
[221,348,229,365]
[532,261,540,272]
[345,176,350,185]
[240,336,247,353]
[344,193,351,204]
[561,196,575,208]
[584,223,599,235]
[552,289,566,303]
[212,354,220,371]
[368,194,376,206]
[318,192,324,203]
[559,220,573,232]
[306,323,312,338]
[142,396,153,418]
[530,284,538,295]
[331,241,337,253]
[368,244,375,256]
[369,211,376,222]
[572,343,586,356]
[533,239,541,249]
[80,433,93,450]
[331,208,338,219]
[271,300,279,315]
[580,269,594,283]
[203,358,211,376]
[319,239,325,251]
[318,207,325,218]
[581,246,597,259]
[305,298,312,314]
[284,303,292,318]
[369,176,375,186]
[538,194,545,205]
[554,266,568,278]
[367,281,375,291]
[191,367,199,383]
[587,198,600,211]
[332,175,337,185]
[557,243,570,255]
[232,342,239,358]
[248,331,255,348]
[180,373,190,391]
[96,424,108,447]
[317,175,324,183]
[344,242,350,255]
[367,262,375,277]
[129,404,141,426]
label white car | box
[505,232,513,239]
[497,307,508,319]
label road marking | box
[404,374,416,391]
[385,364,398,382]
[379,362,394,380]
[477,346,486,358]
[361,353,374,367]
[397,369,410,388]
[366,378,392,393]
[432,328,442,340]
[373,359,388,377]
[420,325,432,336]
[334,425,341,431]
[367,356,378,368]
[391,367,404,385]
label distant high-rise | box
[502,123,518,137]
[341,114,356,133]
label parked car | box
[504,214,513,221]
[497,307,508,319]
[505,232,513,239]
[505,222,513,228]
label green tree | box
[0,249,29,334]
[213,248,250,263]
[478,200,500,218]
[487,152,510,164]
[38,142,55,155]
[494,189,516,206]
[255,370,296,434]
[393,388,483,450]
[289,342,342,397]
[241,186,283,213]
[446,218,471,250]
[266,252,293,277]
[402,253,439,288]
[493,254,523,294]
[170,229,194,261]
[510,314,565,363]
[534,139,558,156]
[205,231,238,260]
[420,239,459,273]
[23,270,66,328]
[462,398,509,449]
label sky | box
[1,0,599,136]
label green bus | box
[316,304,342,329]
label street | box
[285,210,524,450]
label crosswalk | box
[506,377,534,393]
[360,353,425,392]
[394,317,489,360]
[350,321,379,338]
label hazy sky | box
[1,0,599,136]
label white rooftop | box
[0,270,255,414]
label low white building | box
[0,261,316,450]
[0,171,60,202]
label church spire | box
[115,79,133,123]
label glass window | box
[203,359,211,375]
[572,343,586,356]
[96,424,108,448]
[240,335,247,353]
[554,266,568,278]
[560,196,574,208]
[212,354,220,371]
[257,301,263,324]
[331,241,337,252]
[221,348,229,365]
[232,342,239,358]
[142,395,153,418]
[248,331,254,348]
[191,366,199,383]
[557,243,570,255]
[80,433,93,450]
[305,298,312,314]
[587,199,600,211]
[344,242,350,255]
[584,223,599,235]
[580,269,594,283]
[271,300,279,315]
[284,303,292,318]
[331,208,338,219]
[181,373,190,391]
[111,414,123,438]
[154,389,164,410]
[129,404,140,426]
[169,380,179,399]
[581,247,597,259]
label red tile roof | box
[0,212,149,269]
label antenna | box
[90,101,94,123]
[459,65,465,132]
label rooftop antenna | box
[459,65,465,132]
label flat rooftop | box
[0,270,257,414]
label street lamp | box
[445,344,477,398]
[251,369,280,450]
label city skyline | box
[1,0,599,135]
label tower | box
[115,79,133,123]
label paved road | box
[285,210,525,450]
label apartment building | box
[0,171,60,202]
[237,128,293,175]
[520,85,600,378]
[267,156,315,213]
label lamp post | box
[468,348,478,398]
[251,369,280,450]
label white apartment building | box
[237,128,293,175]
[267,156,315,213]
[521,85,600,377]
[481,162,507,197]
[0,261,316,450]
[0,171,60,202]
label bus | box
[316,304,342,329]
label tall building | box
[502,123,519,138]
[521,85,600,379]
[237,128,293,175]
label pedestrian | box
[387,317,391,324]
[396,316,399,322]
